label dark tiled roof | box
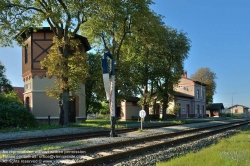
[174,91,194,99]
[206,103,224,110]
[125,97,140,102]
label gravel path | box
[0,118,233,141]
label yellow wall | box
[232,106,246,114]
[120,101,141,120]
[24,75,86,119]
[32,92,58,117]
[126,105,141,119]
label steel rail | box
[2,119,248,165]
[72,120,250,166]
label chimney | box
[182,71,187,78]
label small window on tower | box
[24,45,28,63]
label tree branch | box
[116,17,128,60]
[6,3,46,15]
[99,32,110,52]
[58,0,71,36]
[72,12,81,35]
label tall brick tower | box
[20,27,90,123]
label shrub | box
[221,113,232,117]
[166,114,176,119]
[150,114,159,120]
[169,105,181,116]
[96,113,110,120]
[0,91,36,128]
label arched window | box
[25,97,30,111]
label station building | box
[120,71,207,120]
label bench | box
[131,116,141,120]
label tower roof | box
[18,27,91,51]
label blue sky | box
[150,0,250,108]
[0,0,250,108]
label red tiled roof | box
[13,87,24,101]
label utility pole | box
[200,76,205,118]
[232,92,236,116]
[101,52,117,137]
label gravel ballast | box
[111,128,245,166]
[0,118,248,165]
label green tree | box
[81,0,154,105]
[0,61,13,92]
[81,1,190,122]
[122,12,166,120]
[85,53,106,115]
[0,91,35,128]
[99,102,110,115]
[190,67,217,105]
[0,1,91,125]
[169,104,181,116]
[154,27,190,120]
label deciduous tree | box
[81,0,154,105]
[0,0,91,125]
[0,61,13,92]
[190,67,217,105]
[85,53,106,115]
[122,12,166,120]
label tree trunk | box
[62,89,69,125]
[162,106,167,120]
[142,85,149,121]
[58,100,64,125]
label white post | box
[141,118,143,130]
[110,75,115,117]
[101,52,117,137]
[110,75,117,137]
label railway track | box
[1,119,249,165]
[0,121,208,149]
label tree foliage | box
[40,37,89,99]
[190,67,217,105]
[0,0,192,121]
[85,52,106,114]
[0,91,35,128]
[81,1,190,120]
[121,12,166,119]
[0,0,91,125]
[81,0,154,103]
[0,61,13,92]
[169,104,181,115]
[153,27,190,120]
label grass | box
[157,126,250,166]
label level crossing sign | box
[139,110,146,118]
